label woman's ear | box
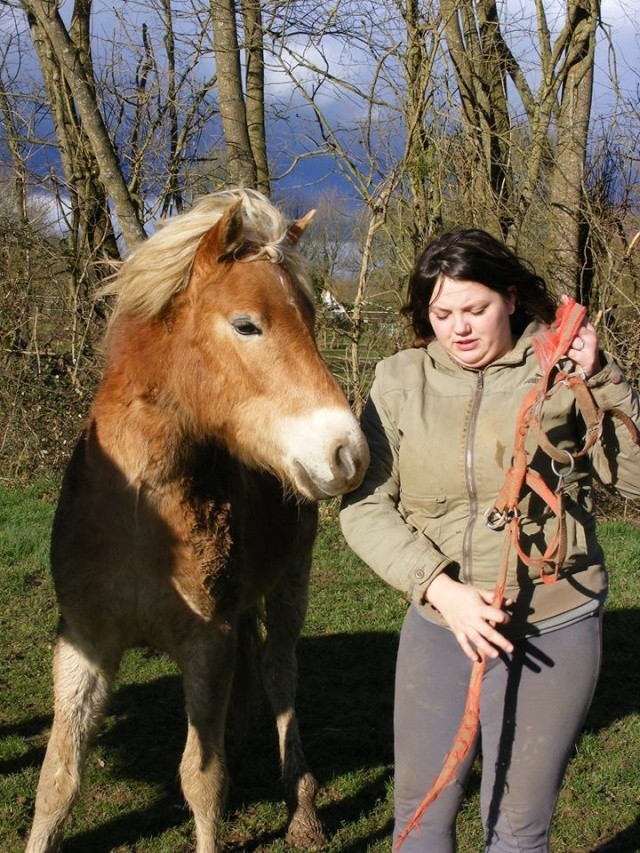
[507,286,517,315]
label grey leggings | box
[393,604,603,853]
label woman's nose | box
[453,313,471,335]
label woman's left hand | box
[562,294,602,378]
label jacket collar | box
[426,321,541,374]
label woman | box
[339,229,640,853]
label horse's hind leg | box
[176,625,237,853]
[262,541,325,849]
[26,624,120,853]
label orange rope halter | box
[395,298,638,850]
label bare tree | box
[104,0,220,216]
[242,0,269,193]
[399,0,444,251]
[22,0,147,251]
[547,0,599,297]
[211,0,260,188]
[0,53,33,357]
[264,0,441,406]
[440,0,600,288]
[1,0,638,483]
[440,0,516,239]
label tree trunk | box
[547,0,598,299]
[402,0,440,254]
[441,0,515,239]
[68,0,121,264]
[0,79,28,228]
[242,0,269,195]
[161,0,184,215]
[211,0,258,188]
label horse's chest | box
[171,486,302,618]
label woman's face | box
[428,276,516,369]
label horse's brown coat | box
[26,190,368,853]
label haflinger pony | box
[26,188,369,853]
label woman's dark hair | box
[402,229,557,344]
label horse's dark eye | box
[232,317,262,336]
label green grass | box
[1,486,639,851]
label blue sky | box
[1,0,638,224]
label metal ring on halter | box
[551,449,575,478]
[485,507,505,529]
[485,506,518,530]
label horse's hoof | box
[285,813,326,850]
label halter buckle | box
[485,506,518,530]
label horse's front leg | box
[176,622,237,853]
[262,532,325,850]
[26,624,121,853]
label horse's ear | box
[218,198,245,256]
[195,198,245,267]
[287,209,316,245]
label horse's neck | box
[89,324,189,489]
[88,383,244,503]
[88,399,182,488]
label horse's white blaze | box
[278,407,370,499]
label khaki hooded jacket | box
[340,323,640,634]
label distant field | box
[1,483,639,852]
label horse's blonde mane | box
[100,188,314,325]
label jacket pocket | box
[401,493,447,541]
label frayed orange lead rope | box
[395,298,609,850]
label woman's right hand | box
[424,573,514,662]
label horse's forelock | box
[100,189,314,329]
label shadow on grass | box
[585,608,640,731]
[584,608,640,853]
[61,793,189,853]
[12,606,640,851]
[13,630,398,851]
[0,715,51,777]
[592,816,640,853]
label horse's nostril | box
[334,443,356,482]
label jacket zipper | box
[462,371,484,582]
